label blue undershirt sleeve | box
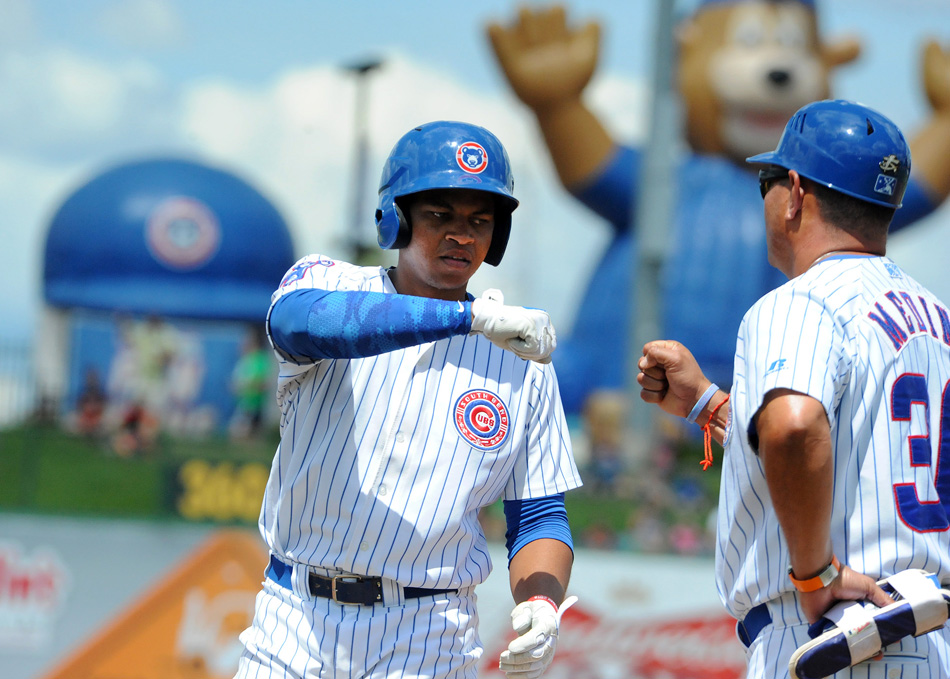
[269,288,473,360]
[503,494,573,562]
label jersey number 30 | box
[891,373,950,532]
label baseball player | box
[637,99,950,678]
[233,121,583,679]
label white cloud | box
[1,39,649,342]
[96,0,186,50]
[175,49,625,315]
[0,48,176,161]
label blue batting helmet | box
[746,99,911,208]
[375,121,519,266]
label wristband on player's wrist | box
[687,383,719,424]
[527,594,559,611]
[788,555,841,592]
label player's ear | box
[785,170,805,220]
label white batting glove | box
[499,595,577,679]
[471,289,556,363]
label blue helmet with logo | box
[375,121,519,266]
[746,99,911,208]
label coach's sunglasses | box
[758,166,789,199]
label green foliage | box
[0,424,278,518]
[0,423,722,558]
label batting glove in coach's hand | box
[470,290,556,364]
[499,595,578,679]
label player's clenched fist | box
[499,595,577,679]
[637,340,711,418]
[471,290,556,363]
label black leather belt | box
[267,554,456,605]
[737,603,772,647]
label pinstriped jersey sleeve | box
[737,284,851,448]
[272,253,374,300]
[503,361,582,500]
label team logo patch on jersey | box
[145,196,220,270]
[456,142,488,174]
[279,256,333,287]
[454,389,510,450]
[280,261,316,287]
[884,261,902,278]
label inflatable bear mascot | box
[488,0,950,416]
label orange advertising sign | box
[41,530,267,679]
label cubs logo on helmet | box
[457,142,488,174]
[454,389,510,451]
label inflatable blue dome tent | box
[42,158,296,435]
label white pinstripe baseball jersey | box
[717,254,950,623]
[259,253,581,590]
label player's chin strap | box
[789,569,950,679]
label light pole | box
[345,58,383,264]
[629,0,678,450]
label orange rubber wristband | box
[788,555,841,593]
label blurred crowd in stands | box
[36,317,718,558]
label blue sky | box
[3,0,950,342]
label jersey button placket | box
[350,354,417,572]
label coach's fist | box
[637,340,710,418]
[499,595,576,678]
[471,291,556,363]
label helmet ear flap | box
[391,202,411,249]
[483,210,511,266]
[375,201,411,250]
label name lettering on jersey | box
[868,289,950,350]
[454,389,510,451]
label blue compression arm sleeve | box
[503,494,573,562]
[269,288,473,360]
